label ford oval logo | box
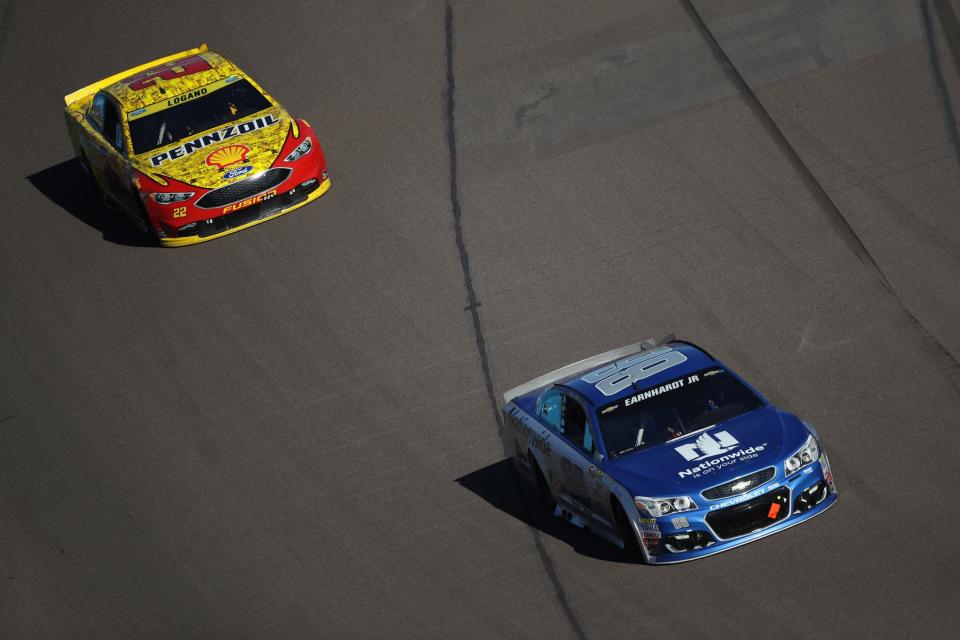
[222,165,253,181]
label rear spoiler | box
[501,333,676,405]
[63,43,208,106]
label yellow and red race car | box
[63,44,329,246]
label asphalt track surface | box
[3,1,960,637]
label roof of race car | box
[557,341,719,407]
[104,50,244,114]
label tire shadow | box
[456,458,637,564]
[26,159,156,247]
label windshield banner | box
[127,75,241,121]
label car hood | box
[132,108,289,189]
[606,406,809,497]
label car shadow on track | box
[26,159,155,247]
[456,458,636,564]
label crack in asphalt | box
[922,0,960,174]
[680,0,960,383]
[0,1,13,62]
[443,5,588,640]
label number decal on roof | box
[124,55,213,91]
[582,347,688,397]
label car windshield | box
[128,78,272,155]
[597,367,764,459]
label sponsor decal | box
[222,165,253,181]
[561,457,593,510]
[675,431,740,462]
[222,189,277,214]
[671,516,689,529]
[148,114,280,167]
[767,503,781,519]
[708,483,779,511]
[124,54,212,91]
[820,453,835,490]
[638,517,659,534]
[678,443,767,480]
[129,107,146,118]
[206,144,250,169]
[641,532,661,555]
[548,470,562,492]
[507,406,551,456]
[676,431,768,479]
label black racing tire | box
[612,497,644,562]
[78,152,93,179]
[78,152,101,197]
[132,198,158,242]
[529,453,556,512]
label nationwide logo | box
[675,431,739,461]
[677,442,767,479]
[506,406,551,455]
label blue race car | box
[501,338,837,564]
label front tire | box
[612,498,644,562]
[132,198,157,242]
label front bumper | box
[158,176,330,247]
[638,457,837,564]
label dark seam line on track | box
[443,6,588,640]
[931,0,960,87]
[680,0,960,379]
[0,1,13,61]
[922,0,960,171]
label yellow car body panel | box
[64,47,291,189]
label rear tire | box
[78,152,103,200]
[529,454,556,512]
[78,152,93,179]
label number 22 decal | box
[172,207,187,218]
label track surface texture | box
[3,1,960,638]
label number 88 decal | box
[581,347,688,397]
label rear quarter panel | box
[64,99,92,160]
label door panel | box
[555,393,616,533]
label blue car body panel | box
[501,340,837,564]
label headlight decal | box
[635,495,698,517]
[784,435,820,477]
[284,137,313,163]
[151,191,194,204]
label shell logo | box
[205,144,250,169]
